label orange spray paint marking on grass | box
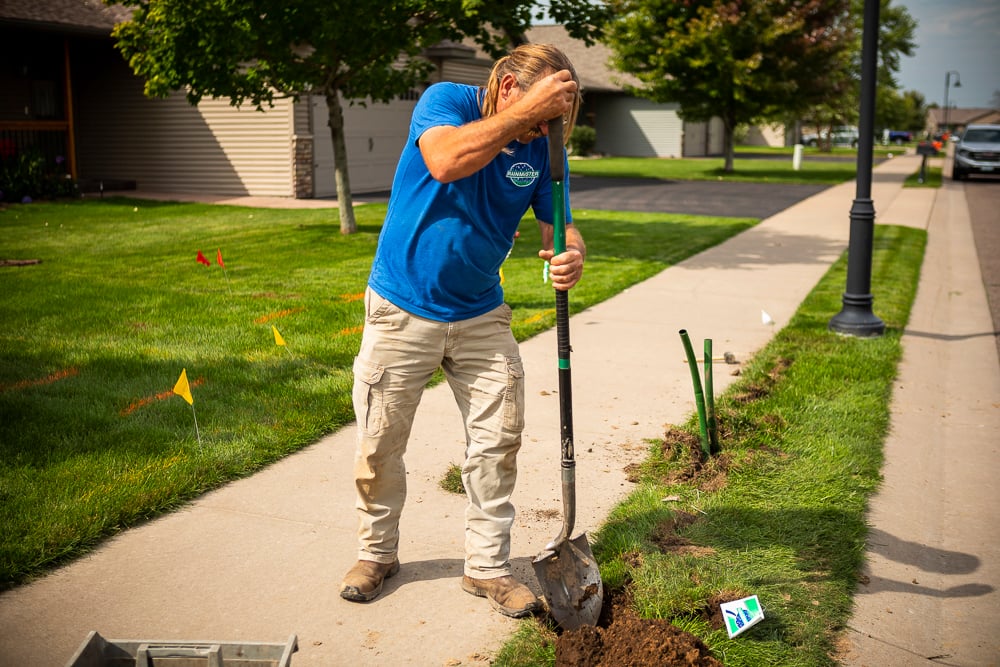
[0,367,79,393]
[254,307,305,324]
[339,293,365,302]
[120,377,205,416]
[339,325,364,336]
[523,310,555,325]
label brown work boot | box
[340,559,400,602]
[461,575,542,618]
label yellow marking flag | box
[272,325,287,347]
[173,368,194,405]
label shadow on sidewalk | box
[901,327,1000,343]
[679,227,848,271]
[858,576,993,599]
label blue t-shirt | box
[368,82,572,322]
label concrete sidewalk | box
[839,180,1000,666]
[2,154,996,666]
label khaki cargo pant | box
[351,287,526,579]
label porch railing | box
[0,121,74,178]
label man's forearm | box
[419,105,537,183]
[420,70,578,183]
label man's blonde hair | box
[481,43,581,145]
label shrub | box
[0,147,77,203]
[569,125,597,156]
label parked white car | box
[952,124,1000,180]
[801,126,860,148]
[827,126,860,147]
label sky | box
[876,0,998,108]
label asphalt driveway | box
[568,175,829,219]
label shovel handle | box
[548,116,576,544]
[548,117,565,190]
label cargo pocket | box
[502,356,525,433]
[353,357,386,436]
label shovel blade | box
[532,533,603,630]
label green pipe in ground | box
[679,329,711,459]
[704,338,719,454]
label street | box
[964,177,1000,359]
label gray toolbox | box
[65,632,297,667]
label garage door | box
[595,97,682,158]
[312,94,417,196]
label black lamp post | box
[829,0,885,337]
[943,70,961,134]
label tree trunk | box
[821,120,834,152]
[722,119,735,172]
[325,89,357,235]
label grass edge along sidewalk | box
[493,223,927,667]
[0,197,756,589]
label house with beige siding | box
[2,0,424,198]
[2,2,721,201]
[523,25,726,158]
[925,107,1000,138]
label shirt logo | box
[506,162,540,187]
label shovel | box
[531,116,603,631]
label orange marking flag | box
[196,250,211,266]
[216,248,225,268]
[173,368,194,405]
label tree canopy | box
[111,0,606,233]
[604,0,853,170]
[877,89,928,135]
[787,0,917,145]
[863,0,918,135]
[603,0,919,161]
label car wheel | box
[952,166,965,180]
[807,139,817,147]
[851,140,858,148]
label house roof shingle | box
[524,25,637,93]
[0,7,636,96]
[460,25,636,94]
[0,0,132,35]
[928,107,1000,127]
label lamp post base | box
[829,293,885,337]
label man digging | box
[341,43,586,618]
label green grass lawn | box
[0,197,755,588]
[571,143,909,185]
[904,164,943,188]
[494,223,927,667]
[734,143,903,157]
[571,153,860,185]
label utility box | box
[65,632,298,667]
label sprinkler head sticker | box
[720,595,764,638]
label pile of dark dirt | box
[625,426,733,492]
[554,591,722,667]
